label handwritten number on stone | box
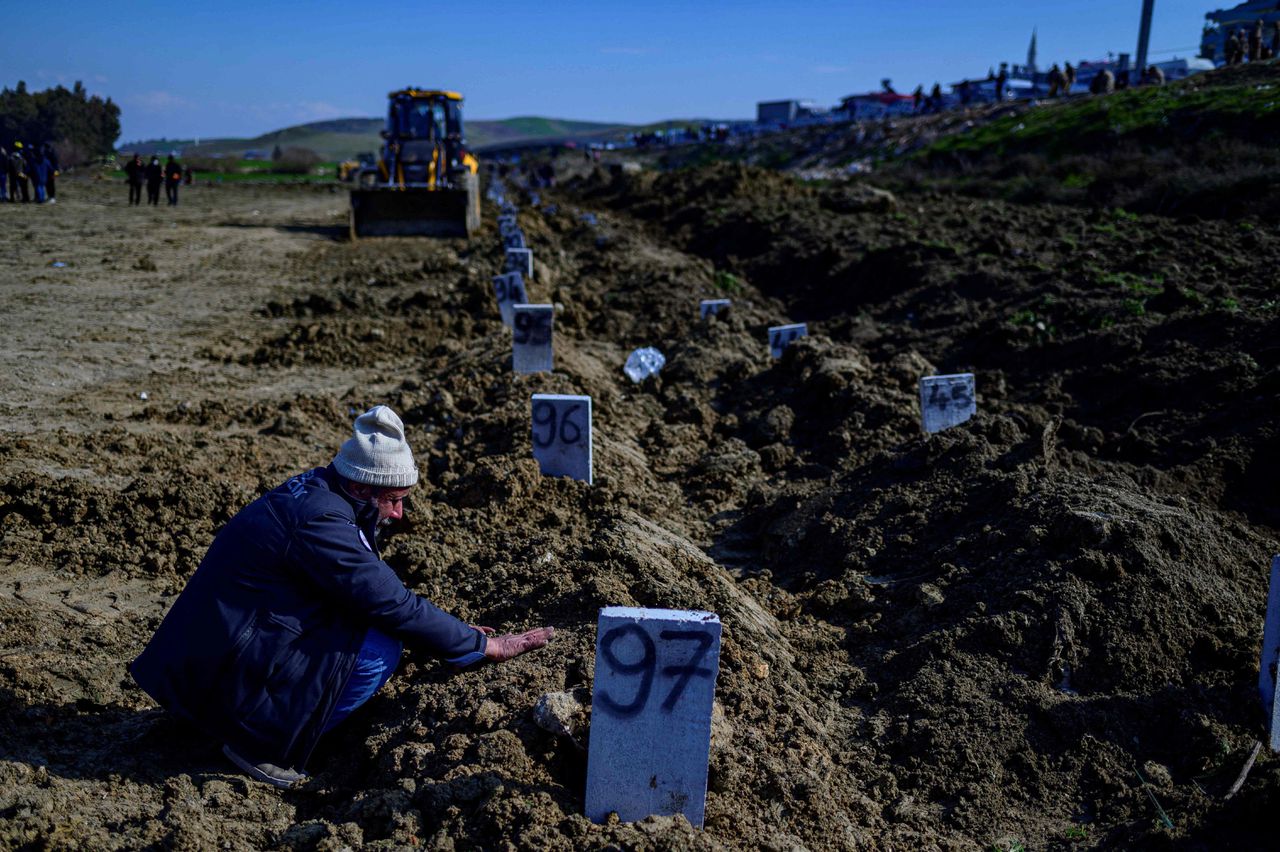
[533,401,557,448]
[597,625,655,717]
[928,381,948,411]
[658,630,715,711]
[514,311,532,344]
[558,404,583,440]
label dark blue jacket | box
[130,465,486,768]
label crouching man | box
[130,405,553,788]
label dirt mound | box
[3,170,1280,849]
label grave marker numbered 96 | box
[768,322,807,358]
[700,299,731,319]
[531,393,592,483]
[512,303,554,374]
[585,607,722,828]
[492,272,527,327]
[919,373,977,433]
[506,247,534,280]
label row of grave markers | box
[486,181,979,829]
[492,187,720,826]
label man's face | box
[374,487,412,523]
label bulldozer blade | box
[349,177,480,239]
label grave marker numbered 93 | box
[531,393,592,483]
[919,373,977,433]
[512,303,554,374]
[585,607,722,828]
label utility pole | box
[1135,0,1155,77]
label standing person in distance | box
[124,153,145,205]
[41,142,58,203]
[10,143,29,203]
[145,155,163,205]
[30,145,50,204]
[164,154,183,206]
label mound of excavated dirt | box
[1,166,1279,850]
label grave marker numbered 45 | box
[492,272,527,327]
[919,373,977,433]
[531,394,592,483]
[585,607,722,828]
[768,323,807,358]
[700,299,731,320]
[512,303,554,374]
[506,247,534,280]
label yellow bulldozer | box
[349,89,481,238]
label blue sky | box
[8,0,1215,142]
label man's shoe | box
[221,744,308,789]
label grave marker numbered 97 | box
[512,303,554,374]
[768,323,807,358]
[531,393,592,483]
[492,272,527,327]
[919,373,977,433]
[700,299,731,320]
[506,247,534,280]
[585,607,722,828]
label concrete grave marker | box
[497,213,517,230]
[919,373,977,433]
[585,607,722,828]
[492,272,527,327]
[512,303,554,374]
[506,247,534,280]
[531,393,591,483]
[503,230,526,249]
[1261,556,1280,751]
[700,299,731,319]
[768,322,807,358]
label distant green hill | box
[120,115,638,160]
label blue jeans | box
[323,628,402,732]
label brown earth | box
[0,165,1277,850]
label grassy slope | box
[120,116,634,160]
[922,62,1280,160]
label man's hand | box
[483,626,555,662]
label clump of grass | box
[714,270,744,294]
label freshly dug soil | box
[1,168,1277,850]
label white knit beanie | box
[332,405,419,487]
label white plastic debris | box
[623,347,666,383]
[139,391,149,400]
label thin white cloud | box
[126,90,192,112]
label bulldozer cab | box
[380,90,471,190]
[387,91,461,143]
[350,87,481,238]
